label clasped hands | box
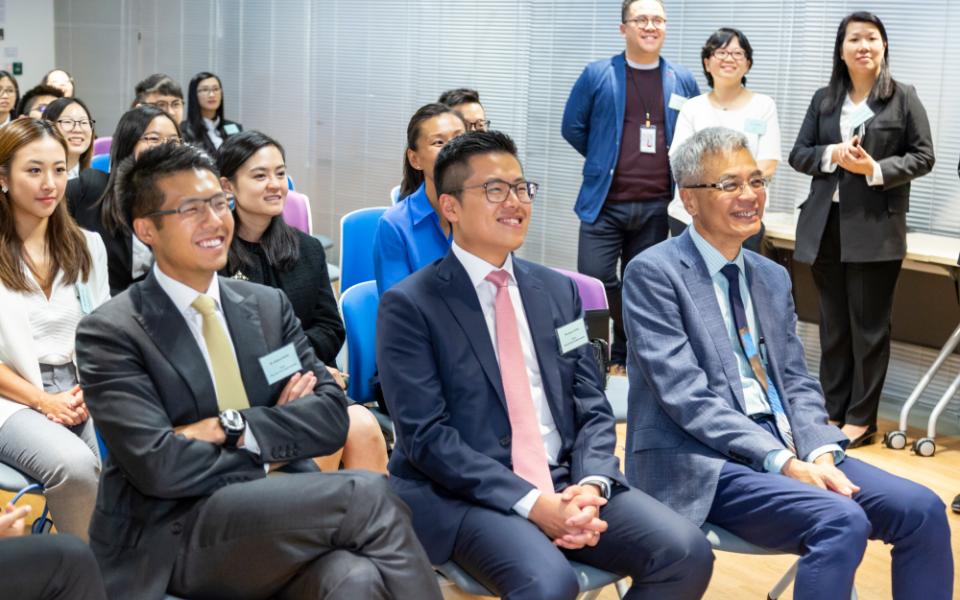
[831,136,876,177]
[35,384,88,426]
[529,484,609,550]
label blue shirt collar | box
[407,182,438,226]
[688,224,745,277]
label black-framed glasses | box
[197,86,221,95]
[57,118,95,131]
[713,49,747,61]
[624,15,666,28]
[450,180,539,204]
[139,133,183,146]
[683,177,768,194]
[0,87,16,97]
[144,193,235,221]
[464,119,491,132]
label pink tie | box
[485,269,554,494]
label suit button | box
[171,522,183,535]
[499,436,511,447]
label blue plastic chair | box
[91,153,110,173]
[286,174,295,190]
[338,207,388,294]
[338,280,379,404]
[1,462,53,534]
[702,522,858,600]
[390,184,401,205]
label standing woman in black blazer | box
[182,72,242,156]
[789,11,934,447]
[218,130,387,473]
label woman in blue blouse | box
[373,103,465,294]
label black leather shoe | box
[847,425,878,449]
[951,494,960,514]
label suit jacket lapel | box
[436,253,507,409]
[514,260,566,431]
[745,260,793,421]
[219,280,271,407]
[677,233,748,412]
[134,272,217,417]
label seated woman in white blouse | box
[668,27,781,251]
[0,119,109,541]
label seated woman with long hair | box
[182,71,242,155]
[218,130,387,473]
[42,97,97,180]
[66,104,182,295]
[0,119,109,540]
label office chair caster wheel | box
[912,437,936,457]
[883,430,907,450]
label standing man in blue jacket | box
[562,0,699,373]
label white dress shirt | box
[153,264,263,458]
[821,94,884,202]
[451,243,610,518]
[204,117,223,150]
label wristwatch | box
[219,409,246,449]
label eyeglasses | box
[57,118,95,131]
[0,87,16,97]
[683,177,768,194]
[197,86,221,96]
[625,15,667,28]
[139,134,183,146]
[149,100,184,112]
[144,193,235,221]
[713,49,747,61]
[450,179,539,204]
[464,119,491,132]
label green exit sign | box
[12,62,21,75]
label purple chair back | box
[93,137,112,155]
[552,268,608,311]
[282,190,312,235]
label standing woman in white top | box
[789,12,933,447]
[0,118,109,540]
[182,72,243,156]
[668,27,781,251]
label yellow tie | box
[190,294,249,410]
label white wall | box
[1,0,56,87]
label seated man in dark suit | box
[623,127,952,600]
[1,502,106,600]
[75,143,441,600]
[377,130,714,600]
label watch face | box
[221,410,243,431]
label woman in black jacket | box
[789,11,934,447]
[218,130,386,473]
[182,72,242,155]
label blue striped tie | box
[720,264,795,453]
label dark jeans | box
[811,203,902,427]
[579,200,669,365]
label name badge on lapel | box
[75,283,93,314]
[223,123,240,135]
[259,343,302,385]
[556,318,590,354]
[668,93,688,111]
[744,118,767,136]
[849,103,875,131]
